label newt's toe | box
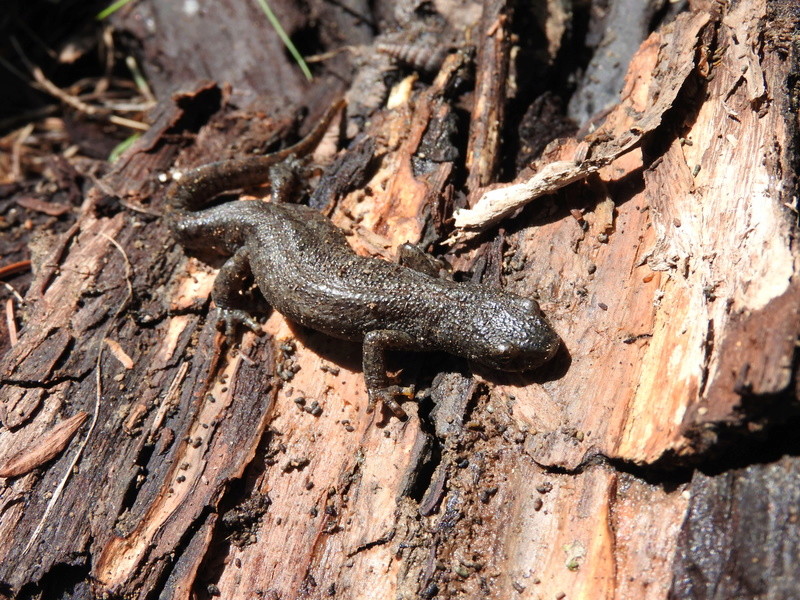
[215,308,263,337]
[367,386,411,421]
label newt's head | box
[462,291,561,372]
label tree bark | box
[0,1,798,599]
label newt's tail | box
[164,98,345,214]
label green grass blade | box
[108,133,140,163]
[96,0,136,20]
[254,0,313,81]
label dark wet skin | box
[166,102,561,418]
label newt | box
[166,101,560,418]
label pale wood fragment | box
[105,338,134,370]
[451,11,711,242]
[0,411,87,478]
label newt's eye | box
[520,298,542,315]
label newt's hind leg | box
[211,247,264,336]
[269,156,305,203]
[397,243,451,279]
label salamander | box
[166,101,560,418]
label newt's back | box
[246,201,452,343]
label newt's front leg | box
[212,247,263,336]
[362,330,417,419]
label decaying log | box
[0,0,798,599]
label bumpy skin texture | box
[166,105,561,418]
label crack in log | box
[535,410,800,486]
[165,83,223,137]
[143,505,216,600]
[12,560,91,600]
[347,529,396,558]
[178,414,279,597]
[698,319,716,398]
[0,374,83,389]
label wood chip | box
[15,196,71,216]
[0,412,88,478]
[105,338,134,369]
[5,298,17,346]
[593,197,616,233]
